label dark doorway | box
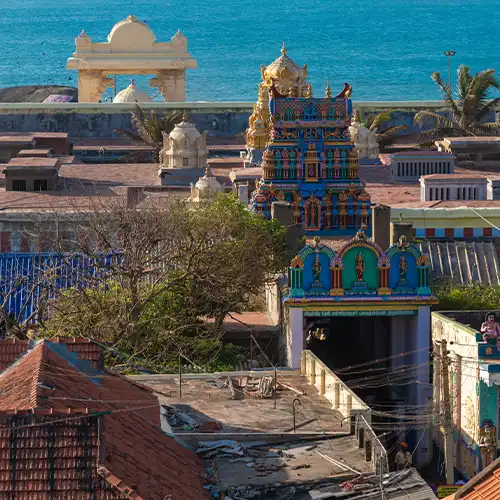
[306,315,391,371]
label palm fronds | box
[415,65,500,141]
[115,105,183,162]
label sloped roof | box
[451,456,500,499]
[0,337,102,372]
[0,339,207,500]
[417,240,500,285]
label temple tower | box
[249,81,371,235]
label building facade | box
[432,312,500,479]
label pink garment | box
[481,321,500,351]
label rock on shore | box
[0,85,77,103]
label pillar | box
[237,182,249,203]
[414,305,432,465]
[150,70,186,102]
[372,204,391,250]
[310,357,316,385]
[334,382,340,409]
[300,351,307,375]
[320,368,326,395]
[77,71,113,103]
[289,307,304,368]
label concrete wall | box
[0,100,476,139]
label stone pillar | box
[309,357,316,385]
[320,368,326,395]
[77,71,113,103]
[237,182,249,204]
[150,70,186,102]
[334,383,340,409]
[372,204,391,250]
[415,305,432,466]
[289,307,304,368]
[300,351,307,375]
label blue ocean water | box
[0,0,499,101]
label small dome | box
[192,167,222,202]
[113,80,153,103]
[169,111,201,143]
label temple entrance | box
[306,315,391,372]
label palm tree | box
[358,109,408,149]
[115,105,183,162]
[414,65,500,140]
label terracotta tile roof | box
[0,337,102,372]
[451,456,500,499]
[0,339,207,500]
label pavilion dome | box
[263,43,307,89]
[169,112,201,144]
[113,80,153,103]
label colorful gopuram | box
[249,63,371,235]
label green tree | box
[115,105,183,162]
[433,279,500,311]
[414,65,500,140]
[42,194,288,371]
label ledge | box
[0,100,447,114]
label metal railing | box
[356,414,389,475]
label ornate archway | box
[66,15,197,102]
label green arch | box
[341,246,379,291]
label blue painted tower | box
[250,83,371,236]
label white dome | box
[192,167,222,202]
[169,112,201,143]
[113,80,153,103]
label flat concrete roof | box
[138,373,345,435]
[7,157,59,168]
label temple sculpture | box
[249,78,371,235]
[67,15,197,102]
[189,167,222,203]
[348,110,380,164]
[158,112,207,185]
[243,43,308,167]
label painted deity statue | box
[399,255,408,282]
[313,254,321,282]
[356,253,365,282]
[481,312,500,351]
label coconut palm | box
[358,109,408,149]
[115,105,183,162]
[414,65,500,140]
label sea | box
[0,0,499,102]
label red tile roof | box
[0,337,102,372]
[447,456,500,499]
[0,339,207,500]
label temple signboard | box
[305,309,417,317]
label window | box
[34,179,48,191]
[12,179,26,191]
[182,157,188,166]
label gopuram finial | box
[313,235,321,248]
[281,41,287,55]
[204,166,213,177]
[325,80,331,98]
[182,110,189,122]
